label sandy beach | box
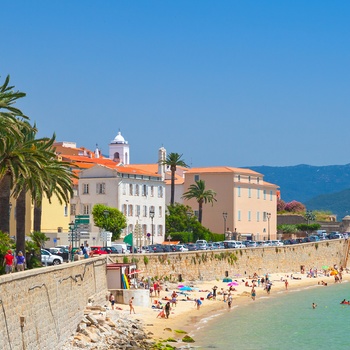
[111,268,350,346]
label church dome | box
[111,131,128,144]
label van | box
[111,243,129,254]
[315,230,327,240]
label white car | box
[176,244,189,252]
[41,249,63,265]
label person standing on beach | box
[212,285,218,300]
[227,293,233,309]
[164,301,171,318]
[251,287,256,301]
[285,279,289,290]
[195,298,202,310]
[109,293,115,310]
[129,297,135,314]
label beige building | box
[182,167,279,240]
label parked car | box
[213,242,224,249]
[223,240,241,249]
[256,241,268,247]
[196,243,208,250]
[271,240,284,246]
[247,241,258,248]
[48,247,69,261]
[327,232,344,240]
[162,245,176,252]
[187,243,197,251]
[308,235,320,242]
[101,246,120,254]
[90,246,108,255]
[175,244,189,252]
[41,249,63,265]
[149,244,165,253]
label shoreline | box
[118,270,350,346]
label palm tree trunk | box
[170,170,175,205]
[16,188,26,254]
[34,201,42,232]
[0,173,12,234]
[198,201,203,224]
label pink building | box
[183,167,279,240]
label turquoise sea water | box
[191,282,350,350]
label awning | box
[162,241,180,245]
[128,269,143,276]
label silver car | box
[41,249,63,265]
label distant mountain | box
[248,164,350,219]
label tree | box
[165,203,215,242]
[305,210,316,224]
[284,200,306,213]
[277,199,286,212]
[182,180,217,224]
[92,204,127,241]
[160,152,189,205]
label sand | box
[111,269,350,344]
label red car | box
[90,246,108,255]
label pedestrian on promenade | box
[16,251,25,271]
[3,250,14,274]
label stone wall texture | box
[113,240,350,282]
[0,256,107,350]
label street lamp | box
[149,207,155,245]
[103,210,109,247]
[69,221,76,261]
[266,212,271,241]
[222,212,228,239]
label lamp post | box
[149,207,155,245]
[103,210,109,247]
[69,221,76,262]
[266,212,271,241]
[222,212,228,239]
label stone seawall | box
[113,240,349,281]
[0,256,108,350]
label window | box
[83,184,89,194]
[70,204,76,216]
[136,205,140,217]
[129,184,133,196]
[83,204,90,215]
[248,188,251,198]
[194,174,200,181]
[64,206,68,217]
[194,210,199,219]
[238,187,241,197]
[238,210,241,221]
[142,184,147,196]
[143,205,147,217]
[263,211,267,221]
[96,183,105,194]
[158,206,162,217]
[150,186,154,197]
[122,183,126,195]
[237,175,241,182]
[257,189,260,199]
[257,177,260,184]
[135,184,139,196]
[157,225,163,236]
[158,186,163,198]
[248,211,251,221]
[263,190,266,200]
[270,190,273,201]
[122,204,127,215]
[257,211,260,222]
[248,176,251,183]
[128,204,133,216]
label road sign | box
[79,231,90,239]
[68,233,80,239]
[100,231,112,241]
[76,224,90,231]
[75,215,90,225]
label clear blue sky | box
[2,1,349,167]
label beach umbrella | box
[179,286,192,291]
[178,284,185,288]
[227,281,239,286]
[322,266,329,270]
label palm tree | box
[160,152,189,205]
[182,180,217,224]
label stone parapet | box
[0,256,107,350]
